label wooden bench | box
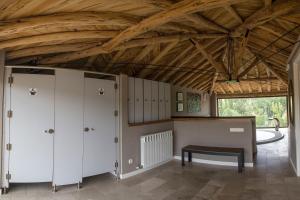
[181,145,245,173]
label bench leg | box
[188,152,192,163]
[182,149,185,167]
[241,152,245,168]
[238,155,243,173]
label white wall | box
[171,85,210,117]
[288,36,300,176]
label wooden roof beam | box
[155,44,193,81]
[0,31,118,49]
[39,0,241,64]
[231,0,300,36]
[39,33,225,64]
[125,45,154,75]
[210,72,219,95]
[224,5,243,24]
[103,49,125,72]
[261,60,288,86]
[173,37,223,85]
[237,57,260,79]
[190,39,228,76]
[185,14,228,33]
[138,41,179,78]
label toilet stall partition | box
[2,67,118,190]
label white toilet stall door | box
[9,73,55,183]
[83,78,116,177]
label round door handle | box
[84,127,90,132]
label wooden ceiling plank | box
[138,41,179,78]
[190,39,227,76]
[103,49,126,72]
[166,49,202,83]
[185,14,228,33]
[174,37,222,85]
[237,57,259,79]
[154,44,193,81]
[0,31,118,49]
[231,0,300,36]
[224,5,243,24]
[39,33,225,64]
[38,0,241,64]
[125,45,154,75]
[261,60,288,86]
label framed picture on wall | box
[176,92,184,112]
[176,92,183,101]
[187,92,201,113]
[288,79,294,126]
[177,102,184,112]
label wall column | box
[0,50,5,190]
[210,93,217,117]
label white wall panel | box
[164,83,171,119]
[143,79,151,122]
[128,77,135,123]
[158,82,165,120]
[151,81,159,121]
[134,78,143,123]
[53,69,84,186]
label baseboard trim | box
[174,156,254,167]
[289,157,298,176]
[120,156,254,179]
[120,159,172,179]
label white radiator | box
[140,130,173,169]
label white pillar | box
[0,50,5,190]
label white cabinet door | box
[151,81,159,121]
[9,71,55,183]
[158,82,165,120]
[83,77,116,177]
[53,70,84,186]
[134,78,143,123]
[164,83,171,119]
[143,79,151,122]
[128,77,135,123]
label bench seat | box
[181,145,245,173]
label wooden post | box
[0,50,5,191]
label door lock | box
[45,129,54,134]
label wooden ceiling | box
[1,0,300,96]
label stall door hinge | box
[7,110,13,118]
[115,161,118,168]
[6,173,11,180]
[8,76,13,84]
[114,110,118,117]
[6,143,12,151]
[114,137,118,143]
[114,83,118,89]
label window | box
[218,96,288,128]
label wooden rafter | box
[38,0,242,64]
[231,0,300,36]
[224,5,243,24]
[190,39,227,75]
[39,33,225,64]
[138,41,178,78]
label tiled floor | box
[2,129,300,200]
